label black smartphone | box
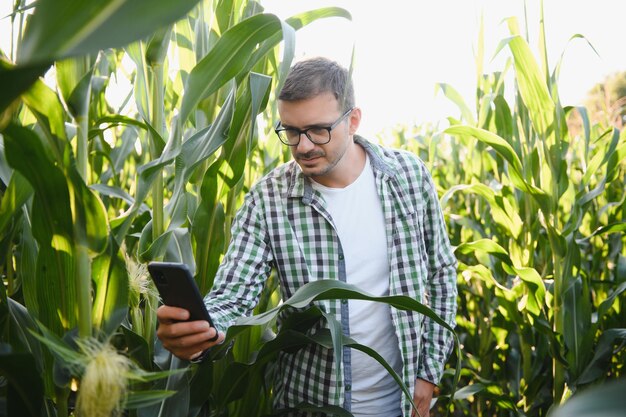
[148,261,219,341]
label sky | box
[263,0,625,136]
[1,1,623,137]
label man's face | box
[277,92,359,186]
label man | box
[157,57,457,417]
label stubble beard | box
[295,144,347,180]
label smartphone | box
[148,261,219,341]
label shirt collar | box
[287,135,398,202]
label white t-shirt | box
[311,156,403,416]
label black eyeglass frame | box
[274,107,355,146]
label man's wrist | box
[415,378,439,396]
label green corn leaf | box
[441,183,523,239]
[462,264,513,293]
[316,324,420,414]
[212,279,461,411]
[3,298,44,368]
[138,353,190,417]
[595,281,626,325]
[112,121,175,242]
[220,73,272,189]
[0,170,33,238]
[455,238,513,266]
[126,41,152,123]
[138,222,195,264]
[552,34,599,90]
[445,126,522,175]
[34,245,78,337]
[56,56,94,119]
[4,122,108,337]
[445,126,552,214]
[551,377,626,417]
[188,360,214,416]
[215,361,257,407]
[451,383,485,400]
[576,329,626,385]
[502,264,546,317]
[579,222,626,242]
[67,169,109,256]
[165,228,196,267]
[21,80,68,161]
[230,280,455,333]
[91,115,150,135]
[124,390,178,409]
[241,7,353,94]
[122,326,151,371]
[0,60,50,114]
[436,83,476,125]
[504,35,556,141]
[167,88,235,231]
[19,214,40,321]
[146,27,173,67]
[29,322,83,365]
[320,307,345,397]
[179,13,284,124]
[493,95,513,139]
[90,184,142,208]
[19,0,202,64]
[286,7,352,30]
[192,194,225,295]
[138,221,173,262]
[560,232,590,370]
[581,128,619,192]
[126,367,189,383]
[91,242,129,335]
[0,352,44,417]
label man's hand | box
[156,305,225,360]
[411,378,436,417]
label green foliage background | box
[0,1,624,417]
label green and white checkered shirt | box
[205,137,457,416]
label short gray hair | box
[278,57,354,111]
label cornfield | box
[0,1,624,417]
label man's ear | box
[348,107,362,135]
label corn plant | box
[0,1,361,416]
[387,4,626,417]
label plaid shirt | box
[205,137,457,416]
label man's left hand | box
[411,378,436,417]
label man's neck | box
[314,141,367,188]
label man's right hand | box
[156,305,225,360]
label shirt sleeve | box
[203,190,274,334]
[416,165,458,384]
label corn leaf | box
[125,390,178,409]
[559,370,626,416]
[0,352,44,417]
[91,242,129,335]
[19,0,202,64]
[445,126,552,214]
[436,83,476,125]
[56,57,94,119]
[504,35,555,141]
[0,171,33,237]
[0,60,50,114]
[576,329,626,385]
[179,14,283,124]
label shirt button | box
[338,253,344,260]
[345,384,352,391]
[342,299,348,305]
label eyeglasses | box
[274,107,354,146]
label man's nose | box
[295,132,315,153]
